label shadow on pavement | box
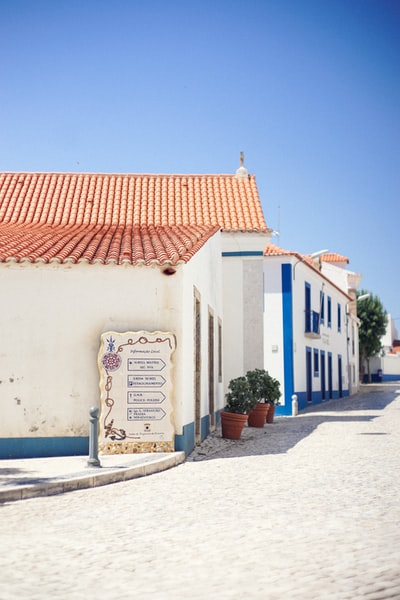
[188,384,400,462]
[0,467,54,487]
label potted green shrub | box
[246,369,281,426]
[246,368,271,427]
[220,376,258,439]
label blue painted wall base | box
[363,374,400,383]
[174,422,195,455]
[0,437,89,459]
[2,415,222,459]
[276,388,350,415]
[174,414,219,456]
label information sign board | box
[98,331,176,454]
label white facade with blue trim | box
[263,249,360,414]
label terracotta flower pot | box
[266,404,276,423]
[248,403,270,428]
[220,410,248,440]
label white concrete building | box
[366,314,400,382]
[0,167,271,458]
[263,245,360,414]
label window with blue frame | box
[314,348,319,376]
[337,303,341,332]
[305,282,311,333]
[320,291,325,325]
[327,296,332,328]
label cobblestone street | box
[1,384,399,599]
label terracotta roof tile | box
[321,253,349,264]
[0,223,219,265]
[0,172,267,265]
[265,244,349,265]
[0,172,268,231]
[264,243,294,257]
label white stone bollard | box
[291,394,298,416]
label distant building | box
[365,314,400,382]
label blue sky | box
[1,0,399,320]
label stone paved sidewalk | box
[0,452,185,503]
[0,383,399,600]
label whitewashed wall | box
[178,231,224,430]
[368,354,400,378]
[0,260,181,439]
[347,313,360,393]
[0,230,223,452]
[263,258,286,399]
[221,231,270,392]
[293,263,350,393]
[264,255,351,413]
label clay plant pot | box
[248,402,270,428]
[220,410,248,440]
[266,404,276,424]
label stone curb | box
[0,451,185,504]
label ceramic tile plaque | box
[98,331,176,454]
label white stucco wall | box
[347,313,360,393]
[320,262,349,293]
[0,260,181,438]
[264,255,353,411]
[221,231,270,392]
[178,231,224,428]
[0,231,223,442]
[222,255,244,387]
[368,354,400,377]
[263,258,286,398]
[292,262,350,396]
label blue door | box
[305,283,311,333]
[338,355,343,397]
[328,352,333,399]
[320,350,326,400]
[306,347,312,403]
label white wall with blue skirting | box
[174,422,195,455]
[0,437,89,459]
[265,255,354,417]
[174,411,221,456]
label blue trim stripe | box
[0,437,89,459]
[222,251,264,257]
[174,422,195,455]
[201,415,210,441]
[281,263,294,415]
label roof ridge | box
[0,172,268,232]
[0,171,256,178]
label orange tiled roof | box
[0,172,267,230]
[0,223,219,266]
[321,253,349,264]
[265,244,349,264]
[0,172,268,265]
[264,243,295,257]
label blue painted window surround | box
[305,282,311,333]
[314,348,319,376]
[337,303,341,332]
[320,291,325,325]
[327,296,332,328]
